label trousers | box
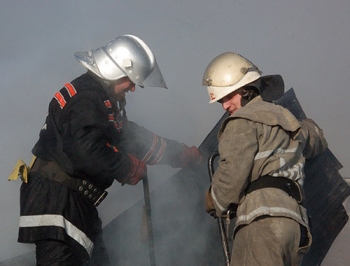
[231,216,310,266]
[35,218,111,266]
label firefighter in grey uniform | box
[203,52,328,266]
[18,34,202,266]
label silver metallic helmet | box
[202,52,261,103]
[74,34,167,88]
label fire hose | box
[208,152,231,266]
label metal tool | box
[208,152,231,266]
[143,174,156,266]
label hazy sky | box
[1,0,349,262]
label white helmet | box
[75,34,167,88]
[202,52,261,103]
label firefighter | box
[18,34,202,265]
[203,52,328,265]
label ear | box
[242,89,249,98]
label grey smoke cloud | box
[1,0,349,263]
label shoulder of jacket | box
[51,76,109,112]
[232,97,300,132]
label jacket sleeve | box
[58,93,131,188]
[299,118,328,159]
[120,121,195,168]
[211,118,258,216]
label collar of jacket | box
[220,96,301,134]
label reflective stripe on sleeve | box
[148,138,166,165]
[211,187,226,213]
[64,83,77,97]
[142,134,167,165]
[19,214,94,257]
[54,83,78,109]
[254,147,298,161]
[141,134,158,163]
[54,92,66,109]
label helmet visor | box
[137,63,167,89]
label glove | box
[205,188,237,219]
[178,144,203,168]
[205,188,217,218]
[122,154,147,186]
[300,118,328,159]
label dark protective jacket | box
[18,73,190,260]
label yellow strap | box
[8,156,37,183]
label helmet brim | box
[207,70,260,103]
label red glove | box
[123,154,147,186]
[178,144,203,168]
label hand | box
[179,144,203,168]
[205,189,237,219]
[123,154,147,186]
[205,188,217,218]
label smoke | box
[1,0,350,264]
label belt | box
[30,158,108,207]
[246,175,303,204]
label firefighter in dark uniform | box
[18,34,202,265]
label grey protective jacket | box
[211,96,328,232]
